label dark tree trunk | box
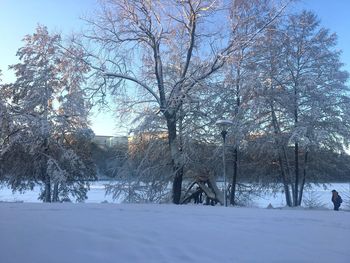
[298,151,308,205]
[230,67,241,206]
[52,182,59,202]
[166,113,183,204]
[293,82,299,206]
[230,147,238,206]
[42,139,51,203]
[44,174,51,203]
[270,104,292,206]
[294,142,299,206]
[172,163,184,205]
[277,154,292,206]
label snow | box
[0,203,349,263]
[2,181,349,209]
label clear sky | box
[1,0,349,136]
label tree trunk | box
[230,64,241,206]
[44,171,51,203]
[270,104,292,206]
[52,182,59,202]
[166,113,183,204]
[43,136,51,203]
[172,163,184,205]
[294,142,299,206]
[230,147,238,206]
[277,153,292,206]
[298,151,308,205]
[293,81,299,206]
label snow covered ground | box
[1,181,349,209]
[0,202,349,263]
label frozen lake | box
[1,181,349,209]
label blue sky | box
[1,0,349,135]
[294,0,350,73]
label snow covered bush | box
[302,191,326,209]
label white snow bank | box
[0,203,349,263]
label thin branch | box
[104,72,160,105]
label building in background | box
[93,135,128,148]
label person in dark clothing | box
[331,190,342,211]
[192,187,203,204]
[185,187,203,204]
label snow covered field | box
[0,202,349,263]
[1,181,349,209]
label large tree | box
[282,11,350,205]
[80,0,290,204]
[251,11,350,206]
[2,25,96,202]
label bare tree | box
[106,130,172,203]
[79,0,291,204]
[251,11,350,206]
[282,11,350,205]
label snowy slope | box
[0,203,349,263]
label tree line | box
[0,0,349,206]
